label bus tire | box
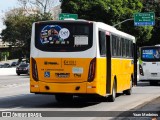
[123,79,132,95]
[55,94,73,102]
[108,81,116,102]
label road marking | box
[0,83,29,88]
[0,107,22,111]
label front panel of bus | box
[139,47,160,81]
[30,21,101,95]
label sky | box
[0,0,18,32]
[0,0,60,33]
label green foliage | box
[61,0,155,47]
[1,0,160,58]
[61,0,142,25]
[0,52,9,61]
[142,0,160,46]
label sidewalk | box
[0,68,16,75]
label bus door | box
[133,43,137,85]
[106,32,111,94]
[99,31,111,94]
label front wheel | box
[108,81,116,102]
[123,80,132,95]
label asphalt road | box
[0,75,160,120]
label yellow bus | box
[30,20,136,102]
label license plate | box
[151,73,157,76]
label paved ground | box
[0,68,16,75]
[112,97,160,120]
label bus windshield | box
[35,21,93,52]
[141,47,160,61]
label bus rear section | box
[30,57,97,92]
[30,20,106,101]
[139,46,160,85]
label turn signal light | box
[87,58,96,82]
[139,64,144,76]
[31,57,39,81]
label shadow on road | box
[0,92,129,109]
[136,81,160,87]
[0,94,107,109]
[7,74,30,78]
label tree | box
[0,0,56,59]
[142,0,160,46]
[1,1,53,59]
[17,0,58,14]
[61,0,154,47]
[61,0,142,25]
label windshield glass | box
[19,64,29,67]
[35,21,93,52]
[141,47,160,61]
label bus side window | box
[112,35,117,57]
[129,40,133,58]
[122,38,126,57]
[99,31,106,56]
[117,37,121,57]
[126,39,130,57]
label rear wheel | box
[17,73,20,76]
[108,81,116,102]
[55,94,73,102]
[123,79,132,95]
